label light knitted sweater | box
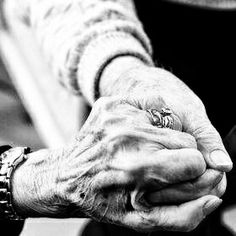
[5,0,154,105]
[5,0,236,105]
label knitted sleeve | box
[5,0,154,104]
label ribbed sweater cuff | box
[77,32,154,105]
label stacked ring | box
[147,108,174,129]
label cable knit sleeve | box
[5,0,154,104]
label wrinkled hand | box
[109,65,233,172]
[13,96,224,232]
[100,60,232,200]
[95,58,233,231]
[56,97,223,231]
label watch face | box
[1,147,24,164]
[0,147,28,220]
[1,147,30,170]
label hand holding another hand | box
[12,96,224,232]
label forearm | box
[99,56,152,97]
[99,55,178,99]
[5,0,153,105]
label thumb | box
[191,119,232,172]
[167,195,222,232]
[168,195,222,232]
[124,195,222,232]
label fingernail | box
[210,150,233,171]
[203,198,222,216]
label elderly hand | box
[12,97,222,232]
[100,57,233,173]
[99,57,232,208]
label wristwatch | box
[0,146,31,220]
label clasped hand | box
[56,96,227,232]
[12,66,232,233]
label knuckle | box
[188,181,201,195]
[191,148,204,159]
[105,130,139,152]
[181,133,197,149]
[99,114,126,128]
[196,170,223,193]
[204,169,224,189]
[215,174,227,197]
[192,170,224,197]
[186,149,206,176]
[211,170,224,188]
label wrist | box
[12,149,69,218]
[99,56,152,97]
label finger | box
[95,148,206,193]
[128,148,206,211]
[129,126,197,150]
[127,94,183,131]
[103,108,197,150]
[79,98,197,150]
[146,108,182,131]
[111,148,206,187]
[188,118,232,172]
[124,195,222,232]
[211,172,227,198]
[146,169,224,204]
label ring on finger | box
[147,108,174,129]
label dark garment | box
[82,1,236,235]
[0,221,25,236]
[136,0,236,138]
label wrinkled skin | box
[13,65,231,232]
[138,69,231,170]
[53,97,225,232]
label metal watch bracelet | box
[0,146,31,220]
